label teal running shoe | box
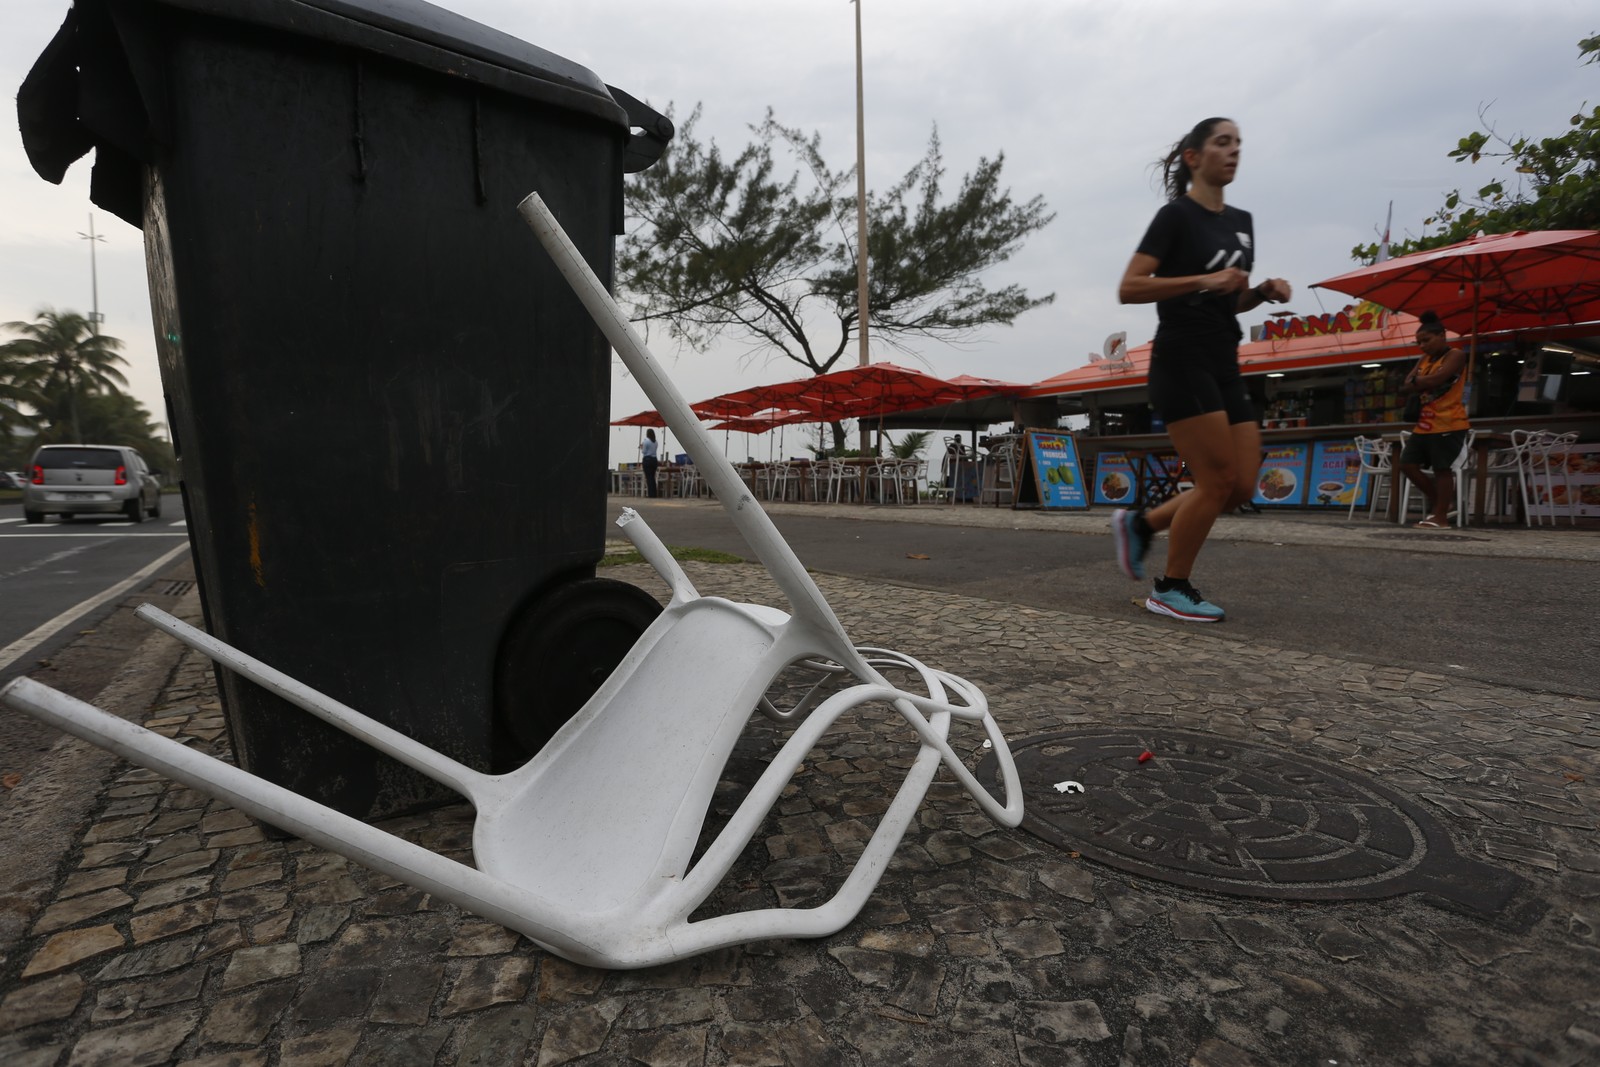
[1111,508,1150,580]
[1145,582,1225,623]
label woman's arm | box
[1236,277,1292,313]
[1403,348,1467,392]
[1119,252,1250,305]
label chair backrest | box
[1485,433,1528,472]
[1353,435,1391,470]
[991,441,1017,482]
[1450,428,1476,473]
[1544,431,1578,464]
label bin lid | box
[158,0,614,111]
[19,0,673,223]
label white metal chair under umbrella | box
[1346,436,1394,521]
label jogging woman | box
[1111,117,1291,622]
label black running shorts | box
[1147,334,1256,426]
[1399,430,1469,472]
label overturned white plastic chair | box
[0,193,1021,970]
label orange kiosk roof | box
[1024,308,1426,399]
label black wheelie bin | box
[18,0,673,820]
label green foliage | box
[889,430,932,460]
[1351,33,1599,263]
[0,307,169,469]
[620,106,1055,377]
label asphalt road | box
[0,494,194,782]
[0,497,191,663]
[617,499,1600,699]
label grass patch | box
[600,545,745,568]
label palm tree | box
[0,308,129,443]
[889,430,932,460]
[71,390,162,448]
[0,339,43,449]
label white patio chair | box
[866,455,901,503]
[1482,430,1540,526]
[676,463,701,499]
[897,459,927,504]
[0,194,1022,971]
[1537,431,1579,526]
[826,459,861,503]
[809,459,833,500]
[766,461,803,502]
[978,440,1018,507]
[1346,436,1393,521]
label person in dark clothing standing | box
[641,428,660,498]
[1110,117,1291,622]
[1397,311,1470,528]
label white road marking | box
[0,542,191,673]
[0,539,111,582]
[0,532,188,538]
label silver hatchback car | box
[23,444,163,524]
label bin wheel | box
[494,577,663,760]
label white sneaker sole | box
[1144,596,1224,623]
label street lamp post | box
[852,0,870,453]
[77,213,106,336]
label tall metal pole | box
[853,0,871,454]
[77,214,105,336]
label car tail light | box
[31,465,43,485]
[115,465,128,485]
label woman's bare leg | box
[1226,420,1263,511]
[1428,470,1454,525]
[1399,463,1436,519]
[1143,411,1239,580]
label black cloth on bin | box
[18,0,672,228]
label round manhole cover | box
[980,729,1526,918]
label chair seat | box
[475,597,783,911]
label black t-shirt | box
[1136,196,1255,342]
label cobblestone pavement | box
[1,526,1597,1065]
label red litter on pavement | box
[1138,751,1153,763]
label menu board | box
[1018,431,1089,509]
[1091,451,1136,506]
[1253,443,1309,506]
[1532,442,1600,519]
[1306,440,1367,509]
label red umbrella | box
[610,408,667,427]
[689,396,769,419]
[754,363,970,421]
[943,373,1027,396]
[610,409,671,462]
[705,408,817,434]
[1313,230,1600,335]
[705,409,818,464]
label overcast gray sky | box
[4,0,1596,464]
